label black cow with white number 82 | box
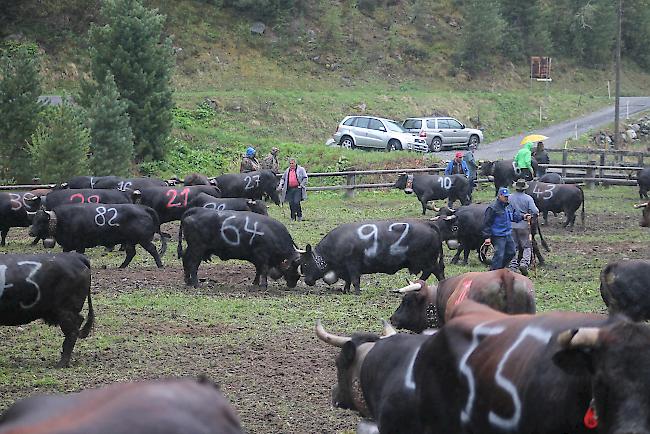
[29,204,166,268]
[177,208,301,288]
[300,219,445,294]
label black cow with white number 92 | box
[300,219,445,294]
[29,204,166,268]
[177,208,301,288]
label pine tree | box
[623,0,650,69]
[0,43,44,182]
[86,0,174,163]
[499,0,551,61]
[88,73,134,176]
[29,102,90,183]
[457,0,505,76]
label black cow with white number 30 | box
[29,204,166,268]
[300,219,445,294]
[177,208,301,288]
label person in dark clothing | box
[532,141,549,177]
[463,144,478,201]
[482,187,530,271]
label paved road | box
[435,96,650,161]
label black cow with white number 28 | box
[177,208,301,288]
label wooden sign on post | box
[530,56,552,81]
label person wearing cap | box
[240,146,260,173]
[507,179,539,276]
[482,187,530,271]
[279,157,308,221]
[532,141,549,177]
[261,147,280,174]
[514,142,534,181]
[463,144,478,201]
[444,151,470,207]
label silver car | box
[332,115,428,152]
[402,117,483,152]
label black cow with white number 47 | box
[177,208,301,288]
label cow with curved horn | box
[390,269,536,333]
[315,320,432,434]
[635,201,649,227]
[394,172,470,215]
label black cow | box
[434,205,548,266]
[178,208,301,288]
[0,377,243,434]
[394,173,470,215]
[300,219,445,294]
[415,301,650,434]
[0,252,93,367]
[29,204,166,268]
[526,180,584,228]
[65,176,168,191]
[132,185,221,223]
[188,192,268,215]
[480,158,538,195]
[538,172,564,184]
[636,201,650,227]
[600,259,650,321]
[315,320,430,434]
[0,191,40,245]
[183,172,217,186]
[390,269,536,332]
[215,170,280,205]
[27,188,133,210]
[638,167,650,199]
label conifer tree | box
[29,102,89,183]
[499,0,551,61]
[88,73,134,176]
[86,0,174,162]
[457,0,505,76]
[0,43,44,182]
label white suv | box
[332,116,428,152]
[402,117,483,152]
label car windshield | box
[386,120,407,133]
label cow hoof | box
[450,258,459,265]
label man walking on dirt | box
[507,179,538,276]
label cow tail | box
[578,185,585,226]
[536,219,550,252]
[177,221,184,259]
[79,286,95,339]
[145,207,167,256]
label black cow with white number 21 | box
[177,208,301,288]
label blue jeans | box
[490,235,516,270]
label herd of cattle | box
[0,163,649,433]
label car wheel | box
[430,137,443,152]
[469,135,479,148]
[340,136,355,149]
[387,139,401,152]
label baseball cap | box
[498,187,510,196]
[455,151,463,158]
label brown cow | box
[390,269,536,332]
[0,377,243,434]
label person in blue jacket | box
[482,187,531,271]
[445,152,469,177]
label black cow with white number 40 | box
[300,219,445,294]
[177,208,301,288]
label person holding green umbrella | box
[514,141,535,181]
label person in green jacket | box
[514,141,534,181]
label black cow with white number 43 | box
[177,208,301,288]
[526,181,585,228]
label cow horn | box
[392,281,423,293]
[26,211,36,216]
[381,319,397,338]
[634,202,649,208]
[45,210,54,219]
[315,320,351,347]
[557,327,600,348]
[444,215,458,221]
[430,216,440,221]
[294,246,306,254]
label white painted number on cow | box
[388,222,410,255]
[244,175,260,190]
[439,176,453,190]
[357,224,378,257]
[90,176,96,188]
[95,207,119,226]
[532,183,555,200]
[9,193,22,211]
[488,326,553,431]
[0,261,42,309]
[244,217,264,245]
[220,215,240,246]
[117,181,132,191]
[204,202,227,211]
[460,322,506,424]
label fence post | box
[562,149,568,177]
[638,154,645,167]
[345,172,356,198]
[586,160,596,189]
[599,151,605,179]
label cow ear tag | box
[583,400,598,429]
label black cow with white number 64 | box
[177,208,301,288]
[300,219,445,294]
[29,204,167,268]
